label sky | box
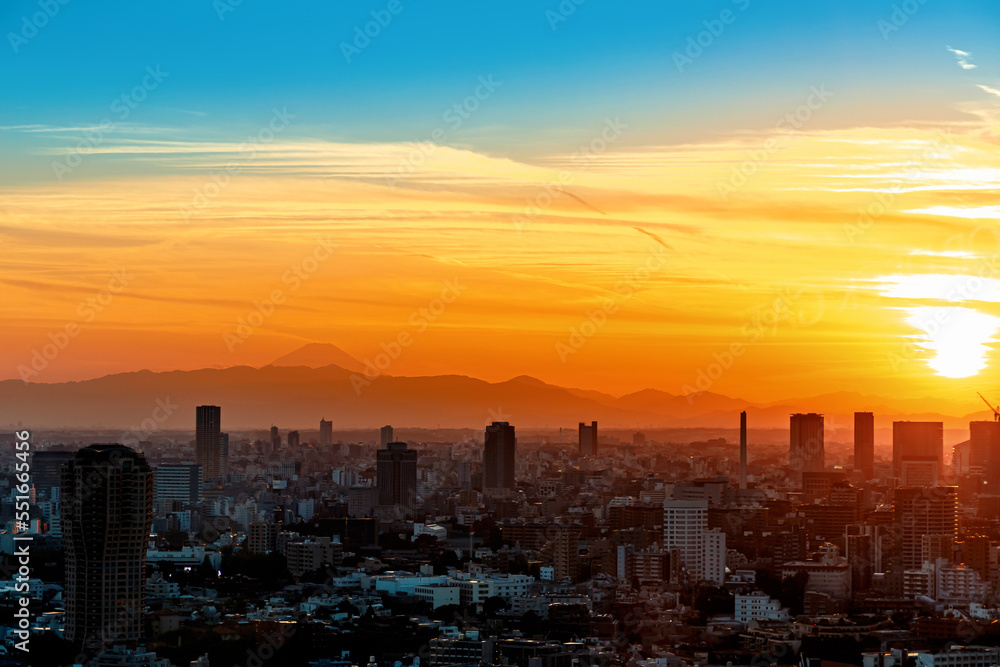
[3,0,1000,407]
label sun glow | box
[904,306,1000,378]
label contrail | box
[633,226,674,251]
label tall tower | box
[270,426,280,454]
[319,419,333,448]
[288,430,300,450]
[892,421,942,475]
[376,442,418,517]
[62,444,153,649]
[219,432,229,477]
[789,413,824,474]
[739,411,747,490]
[380,425,394,447]
[854,412,875,480]
[195,405,221,481]
[484,421,516,490]
[579,421,598,457]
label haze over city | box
[7,2,1000,667]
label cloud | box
[977,84,1000,98]
[947,46,977,70]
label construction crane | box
[978,392,1000,422]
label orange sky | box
[5,119,1000,409]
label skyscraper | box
[970,420,1000,482]
[62,444,153,648]
[854,412,875,480]
[892,421,942,475]
[789,413,824,474]
[270,426,280,454]
[894,486,957,571]
[484,421,516,490]
[380,425,394,447]
[376,442,418,516]
[579,421,598,457]
[319,419,333,447]
[288,430,300,450]
[195,405,221,481]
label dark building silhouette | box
[376,442,417,516]
[854,412,875,480]
[579,421,598,457]
[195,405,221,480]
[61,444,153,649]
[892,421,942,475]
[270,426,280,454]
[970,420,1000,483]
[380,425,394,447]
[288,430,300,450]
[484,421,516,490]
[31,450,73,497]
[790,413,824,474]
[319,418,333,447]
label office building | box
[892,421,942,475]
[894,486,958,571]
[377,442,418,517]
[484,421,516,490]
[855,412,874,480]
[62,444,153,648]
[380,425,394,447]
[579,421,598,457]
[319,419,333,447]
[970,420,1000,483]
[195,405,222,481]
[288,430,300,450]
[270,426,280,453]
[790,413,824,474]
[154,463,201,504]
[219,432,229,477]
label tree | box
[483,595,508,618]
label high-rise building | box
[154,463,201,503]
[195,405,221,481]
[970,420,1000,482]
[270,426,280,453]
[31,450,73,497]
[320,419,333,447]
[855,412,875,480]
[892,421,943,475]
[663,499,708,581]
[380,425,394,447]
[484,422,516,490]
[579,421,598,457]
[288,430,300,450]
[739,411,748,490]
[62,444,153,648]
[894,486,958,571]
[376,442,418,517]
[790,413,824,474]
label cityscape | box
[4,1,1000,666]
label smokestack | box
[740,410,747,490]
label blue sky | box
[2,0,998,182]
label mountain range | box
[0,344,993,432]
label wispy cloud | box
[977,84,1000,98]
[947,46,977,70]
